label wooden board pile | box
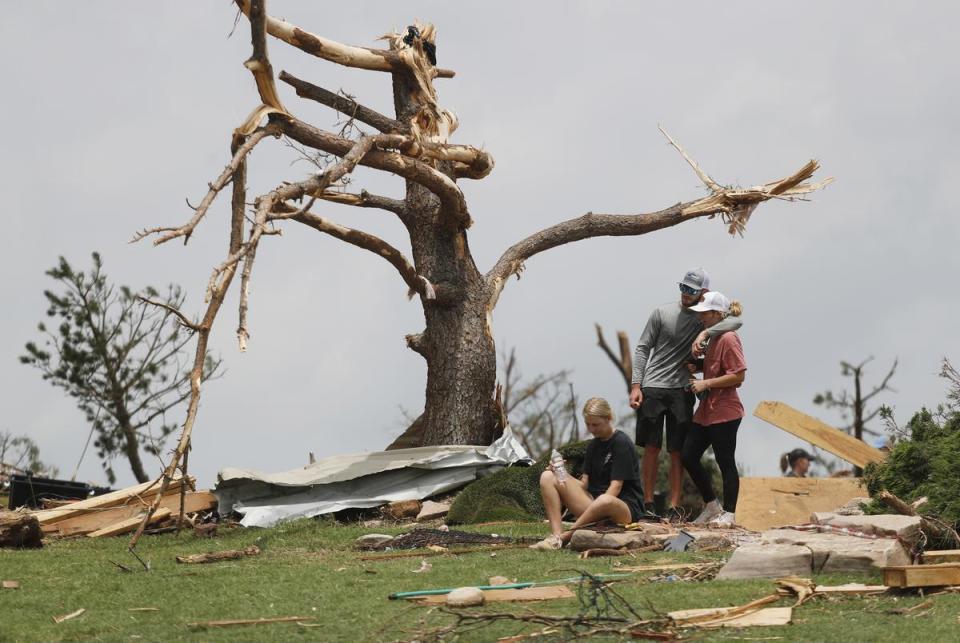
[28,475,217,538]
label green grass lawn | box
[1,519,957,642]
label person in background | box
[681,292,747,527]
[780,448,816,477]
[629,268,741,521]
[530,397,645,550]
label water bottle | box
[550,449,567,484]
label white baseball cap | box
[689,291,730,313]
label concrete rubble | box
[718,512,919,579]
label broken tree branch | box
[287,210,435,300]
[595,324,631,392]
[234,1,455,78]
[486,156,830,307]
[279,71,406,134]
[131,125,277,246]
[309,189,407,219]
[877,490,960,549]
[280,117,469,226]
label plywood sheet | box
[736,477,867,531]
[753,401,886,468]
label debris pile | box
[359,528,520,551]
[25,475,217,540]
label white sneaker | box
[692,500,723,525]
[709,511,736,528]
[529,534,563,550]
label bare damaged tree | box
[498,348,579,459]
[128,1,829,546]
[814,356,897,475]
[595,324,634,394]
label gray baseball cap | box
[679,268,710,291]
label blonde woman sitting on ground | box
[530,397,645,550]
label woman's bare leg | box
[539,470,593,536]
[560,494,632,543]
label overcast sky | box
[3,1,958,489]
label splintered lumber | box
[669,594,784,628]
[87,507,172,538]
[414,586,575,605]
[52,608,86,624]
[176,545,261,564]
[49,491,216,537]
[813,583,888,595]
[30,474,189,525]
[2,580,20,589]
[0,511,42,548]
[736,477,866,531]
[188,615,315,628]
[754,401,886,468]
[923,550,960,564]
[883,563,960,588]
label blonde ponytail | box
[728,300,743,317]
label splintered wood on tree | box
[883,563,960,588]
[753,401,886,468]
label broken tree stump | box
[0,511,42,548]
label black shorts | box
[635,387,694,452]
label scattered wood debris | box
[187,616,316,628]
[884,563,960,588]
[415,586,576,605]
[28,474,218,539]
[2,580,20,589]
[176,545,261,565]
[52,608,86,624]
[128,607,159,612]
[922,549,960,564]
[753,401,886,468]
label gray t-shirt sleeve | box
[705,314,742,337]
[631,309,661,385]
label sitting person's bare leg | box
[559,494,632,544]
[532,470,593,549]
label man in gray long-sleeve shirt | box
[628,268,741,520]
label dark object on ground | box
[663,530,695,552]
[8,474,110,510]
[0,511,42,548]
[373,528,518,551]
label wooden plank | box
[176,545,261,565]
[30,475,188,525]
[883,563,960,588]
[52,491,216,537]
[922,550,960,564]
[86,507,172,538]
[753,401,886,468]
[414,585,575,605]
[736,477,867,531]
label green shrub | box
[863,408,960,526]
